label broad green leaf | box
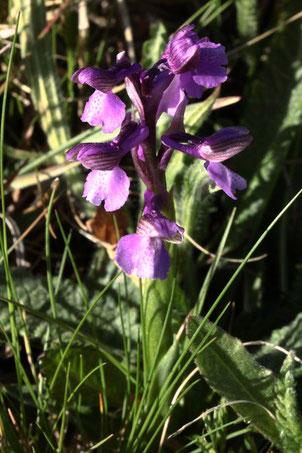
[235,0,258,40]
[186,316,282,449]
[13,0,70,154]
[255,312,302,378]
[143,274,174,375]
[274,353,302,452]
[142,22,167,69]
[0,267,139,346]
[147,340,179,410]
[40,346,125,406]
[180,161,213,236]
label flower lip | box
[115,234,171,280]
[80,90,126,132]
[83,167,130,211]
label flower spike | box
[67,24,253,278]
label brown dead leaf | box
[86,207,128,246]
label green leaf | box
[142,22,168,69]
[14,0,70,153]
[255,312,302,378]
[184,88,220,135]
[235,0,258,41]
[146,340,179,410]
[186,316,282,448]
[274,353,302,452]
[0,267,139,346]
[180,160,213,237]
[230,0,302,248]
[40,346,125,406]
[143,276,174,375]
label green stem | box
[142,260,175,378]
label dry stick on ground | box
[185,231,267,263]
[168,399,275,440]
[158,367,200,453]
[0,213,28,267]
[228,10,302,57]
[243,341,302,364]
[0,198,59,266]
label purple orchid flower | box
[161,127,253,199]
[66,120,149,210]
[72,51,141,133]
[115,191,184,279]
[155,25,228,121]
[162,25,228,93]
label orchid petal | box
[81,90,125,133]
[115,122,149,152]
[193,42,228,88]
[83,167,130,211]
[179,72,203,98]
[136,211,184,244]
[71,54,140,92]
[199,127,253,162]
[205,161,247,199]
[115,235,170,280]
[156,75,187,122]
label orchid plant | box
[66,25,253,280]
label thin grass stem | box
[45,179,63,353]
[194,208,236,315]
[0,291,132,379]
[57,361,71,452]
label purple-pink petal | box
[199,127,253,162]
[71,52,141,93]
[81,90,125,133]
[193,41,228,88]
[66,142,123,171]
[179,72,203,98]
[162,127,253,162]
[165,30,200,74]
[136,212,184,244]
[205,161,247,200]
[156,76,187,122]
[83,167,130,211]
[115,234,170,280]
[161,133,202,158]
[78,143,122,170]
[115,122,149,153]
